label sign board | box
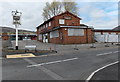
[64,16,71,19]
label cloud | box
[76,0,119,2]
[0,1,118,31]
[0,0,54,2]
[78,2,118,29]
[89,9,106,19]
[85,17,118,29]
[0,2,46,31]
[107,10,118,16]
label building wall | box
[2,33,9,40]
[49,28,63,44]
[53,13,80,27]
[62,28,93,44]
[37,12,81,33]
[49,28,93,44]
[37,12,94,44]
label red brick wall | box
[86,29,94,43]
[49,28,93,44]
[53,13,80,27]
[37,12,80,32]
[37,12,94,44]
[37,28,39,41]
[37,12,81,42]
[62,28,93,44]
[49,28,63,44]
[2,33,9,40]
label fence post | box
[105,34,109,47]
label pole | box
[12,10,22,50]
[15,24,18,50]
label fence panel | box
[95,34,119,42]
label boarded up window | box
[68,28,84,36]
[50,30,59,38]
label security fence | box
[94,34,120,43]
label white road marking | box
[24,58,64,80]
[86,61,119,82]
[112,51,119,53]
[27,57,78,68]
[96,51,119,56]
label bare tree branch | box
[42,1,78,21]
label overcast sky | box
[0,0,119,31]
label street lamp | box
[12,10,22,50]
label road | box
[2,46,119,81]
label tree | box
[42,0,78,21]
[63,1,78,16]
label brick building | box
[37,11,94,44]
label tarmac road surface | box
[2,46,119,81]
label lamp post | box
[12,10,22,50]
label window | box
[49,22,51,26]
[39,34,42,40]
[68,28,84,36]
[59,19,65,24]
[50,30,59,38]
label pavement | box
[2,45,119,81]
[11,40,119,51]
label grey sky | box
[0,2,46,31]
[0,0,119,31]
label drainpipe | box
[86,27,88,43]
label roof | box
[36,11,82,29]
[113,26,120,31]
[80,24,88,27]
[0,26,35,33]
[40,25,91,34]
[93,29,120,32]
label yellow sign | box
[6,53,35,58]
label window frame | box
[68,28,84,36]
[59,19,65,24]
